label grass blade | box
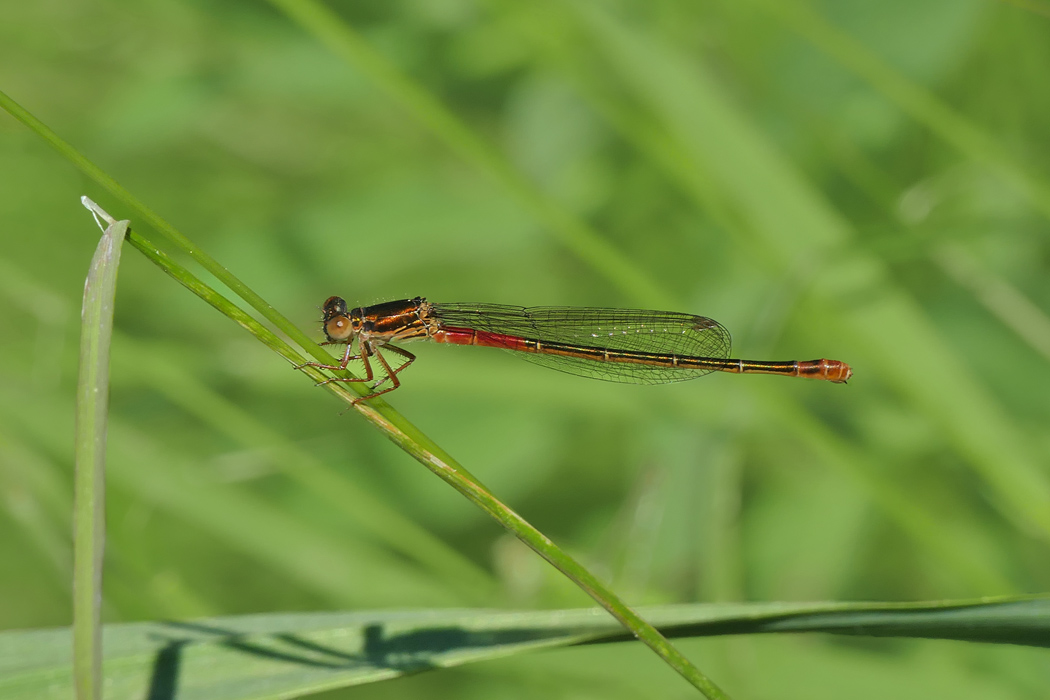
[216,5,724,691]
[0,80,732,686]
[119,228,730,697]
[72,199,127,700]
[3,596,1046,700]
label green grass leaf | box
[3,596,1046,700]
[73,200,128,700]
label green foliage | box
[1,0,1049,697]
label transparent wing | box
[429,303,732,384]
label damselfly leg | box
[296,338,416,404]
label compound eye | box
[325,314,354,341]
[322,296,348,318]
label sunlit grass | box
[1,0,1049,697]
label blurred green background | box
[2,0,1050,697]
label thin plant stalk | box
[123,225,731,699]
[0,87,728,697]
[72,200,127,700]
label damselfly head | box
[321,296,355,342]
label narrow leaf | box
[73,199,128,700]
[2,597,1046,700]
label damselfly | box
[299,296,852,403]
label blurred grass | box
[1,0,1049,697]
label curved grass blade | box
[73,199,128,700]
[119,227,729,698]
[204,6,722,691]
[2,595,1046,700]
[0,93,685,674]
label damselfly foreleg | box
[294,339,362,373]
[301,339,412,403]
